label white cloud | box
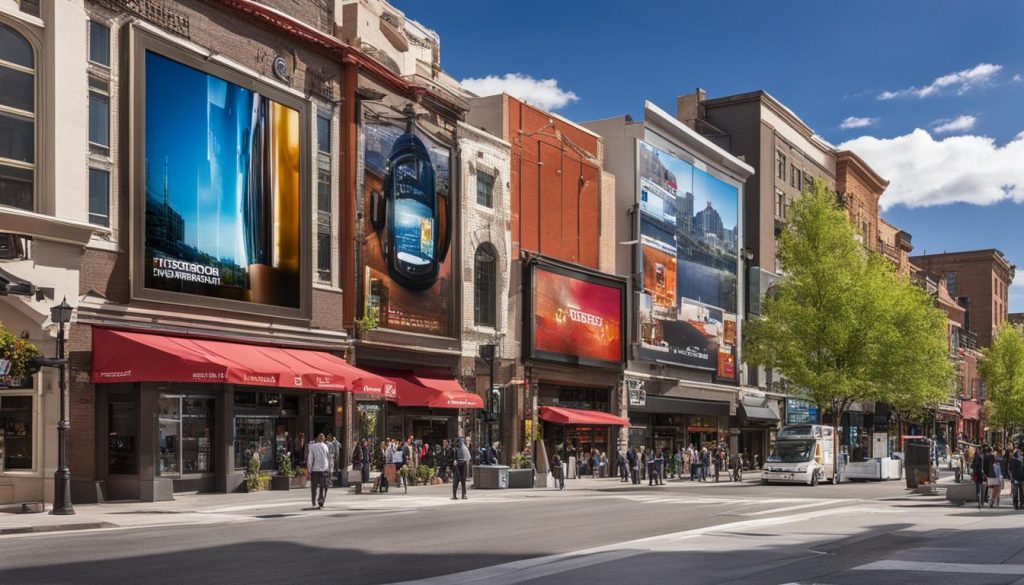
[878,63,1003,100]
[839,129,1024,210]
[932,115,977,134]
[1013,73,1023,83]
[839,116,878,130]
[460,73,579,111]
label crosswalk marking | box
[853,560,1024,575]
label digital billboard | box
[143,51,302,309]
[636,140,739,377]
[362,116,453,337]
[526,261,625,368]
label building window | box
[316,113,332,282]
[790,164,799,189]
[776,151,786,180]
[476,171,494,208]
[474,243,497,327]
[88,20,110,67]
[88,167,109,226]
[157,395,214,476]
[945,272,957,297]
[775,189,786,218]
[803,171,813,190]
[88,77,110,152]
[0,395,32,471]
[0,22,36,211]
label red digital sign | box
[529,264,624,367]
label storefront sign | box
[143,50,303,309]
[786,398,818,424]
[525,260,626,368]
[636,141,739,376]
[627,378,646,407]
[361,115,454,337]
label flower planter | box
[271,475,292,491]
[290,475,309,489]
[507,468,535,489]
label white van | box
[762,424,836,486]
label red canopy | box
[538,406,630,427]
[91,328,392,394]
[364,368,484,409]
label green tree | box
[745,180,952,479]
[979,325,1024,436]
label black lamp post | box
[479,343,498,462]
[50,298,74,515]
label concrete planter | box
[507,469,535,489]
[271,476,292,491]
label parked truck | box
[762,424,836,486]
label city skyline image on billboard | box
[637,140,739,375]
[143,51,301,308]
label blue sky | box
[395,0,1024,308]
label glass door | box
[157,396,180,476]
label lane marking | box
[853,560,1024,575]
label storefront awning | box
[538,406,630,427]
[739,397,780,423]
[91,328,392,393]
[364,368,484,409]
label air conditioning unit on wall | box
[0,233,28,260]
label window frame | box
[315,111,333,283]
[0,20,37,212]
[87,20,111,68]
[776,151,786,180]
[473,243,498,328]
[476,170,495,208]
[0,393,35,473]
[88,166,110,227]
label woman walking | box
[990,447,1005,508]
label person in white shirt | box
[307,434,331,509]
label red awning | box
[364,368,484,409]
[538,406,630,427]
[91,328,393,394]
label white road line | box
[853,560,1024,575]
[387,505,892,585]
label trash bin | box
[473,465,509,489]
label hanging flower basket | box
[0,323,42,387]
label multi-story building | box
[910,249,1016,348]
[585,102,757,462]
[466,94,626,467]
[878,219,914,275]
[835,150,887,249]
[0,1,100,506]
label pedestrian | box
[438,439,451,482]
[324,433,340,486]
[600,451,608,478]
[293,432,307,469]
[639,447,648,482]
[394,440,409,487]
[687,445,697,481]
[592,449,601,479]
[1010,448,1024,510]
[552,451,565,490]
[673,449,683,480]
[307,433,331,509]
[619,448,629,482]
[627,446,639,484]
[700,446,710,482]
[990,447,1004,508]
[452,437,470,500]
[351,439,366,483]
[650,449,664,486]
[972,445,988,508]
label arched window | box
[0,22,35,211]
[474,243,497,327]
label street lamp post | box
[50,298,74,515]
[479,344,498,462]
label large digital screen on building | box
[528,262,625,368]
[636,141,739,377]
[143,51,302,308]
[362,117,453,337]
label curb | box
[0,521,117,536]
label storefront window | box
[108,400,137,474]
[313,393,340,439]
[0,395,32,471]
[158,395,214,476]
[234,416,274,470]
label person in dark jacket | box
[650,449,664,486]
[1009,448,1024,510]
[627,446,639,484]
[437,439,451,482]
[972,445,988,508]
[551,452,565,490]
[451,438,470,500]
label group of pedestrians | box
[970,444,1024,509]
[618,443,740,485]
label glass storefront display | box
[234,389,300,470]
[157,395,214,476]
[234,416,275,470]
[108,400,137,474]
[0,395,32,471]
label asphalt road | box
[0,477,1015,585]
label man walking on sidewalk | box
[452,437,470,500]
[308,433,331,509]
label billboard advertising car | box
[525,260,626,368]
[362,115,453,337]
[143,50,302,309]
[636,140,739,378]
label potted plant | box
[291,465,309,489]
[272,450,295,491]
[508,452,535,488]
[244,451,271,492]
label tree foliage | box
[745,180,952,428]
[979,325,1024,431]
